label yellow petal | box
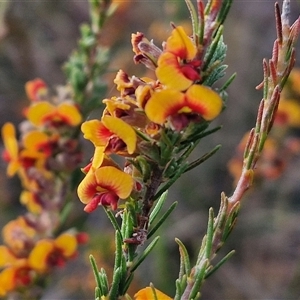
[156,52,193,91]
[57,103,82,126]
[29,240,54,273]
[91,147,105,169]
[166,26,197,60]
[185,85,222,120]
[134,287,172,300]
[26,102,55,126]
[77,171,99,204]
[1,123,18,160]
[0,246,16,267]
[20,191,42,214]
[145,89,185,124]
[81,120,111,147]
[22,131,50,155]
[94,166,133,199]
[135,85,153,109]
[55,233,77,257]
[0,267,16,296]
[102,115,137,154]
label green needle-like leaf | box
[184,145,221,173]
[154,164,188,200]
[130,236,160,273]
[205,250,235,279]
[203,26,224,71]
[185,0,198,43]
[90,255,103,295]
[205,208,214,259]
[122,273,134,296]
[147,202,178,239]
[175,238,191,276]
[149,191,168,225]
[188,260,209,300]
[103,207,121,236]
[217,0,234,26]
[109,267,122,300]
[99,268,109,296]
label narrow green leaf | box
[122,273,134,296]
[180,126,222,149]
[119,247,128,295]
[109,267,122,300]
[89,255,103,294]
[217,0,234,26]
[204,0,213,15]
[175,238,191,276]
[134,128,153,142]
[175,279,183,300]
[184,145,221,173]
[113,231,123,275]
[149,191,168,224]
[205,250,235,279]
[213,193,228,232]
[95,287,101,299]
[130,236,160,273]
[196,235,207,266]
[99,268,109,296]
[220,72,236,92]
[147,202,178,239]
[203,26,224,71]
[205,208,214,259]
[103,207,121,236]
[154,164,188,200]
[188,260,209,300]
[150,283,159,300]
[185,0,198,43]
[222,202,240,242]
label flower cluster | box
[0,79,86,297]
[77,1,231,296]
[78,25,223,214]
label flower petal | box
[1,123,18,161]
[22,131,53,157]
[77,171,100,204]
[166,26,197,60]
[91,147,106,169]
[0,267,16,296]
[57,103,82,126]
[102,115,137,154]
[81,120,112,147]
[156,52,193,91]
[134,287,172,300]
[28,240,54,273]
[20,191,42,214]
[94,166,133,199]
[0,246,17,267]
[145,89,185,124]
[26,102,55,126]
[1,123,20,176]
[54,233,77,257]
[185,85,222,120]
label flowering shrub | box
[0,0,299,299]
[0,79,85,297]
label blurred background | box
[0,1,300,299]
